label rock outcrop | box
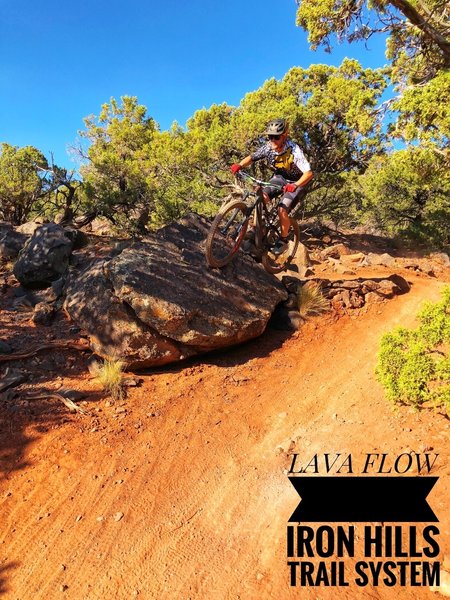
[64,214,288,369]
[13,223,74,287]
[0,223,28,261]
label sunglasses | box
[268,134,282,141]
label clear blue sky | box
[0,0,388,170]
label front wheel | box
[261,218,299,274]
[205,200,250,268]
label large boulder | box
[13,223,74,287]
[64,214,288,369]
[0,223,28,261]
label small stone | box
[75,514,83,522]
[32,302,55,326]
[88,359,101,376]
[59,388,88,401]
[123,377,141,387]
[60,584,69,592]
[113,512,124,522]
[420,445,434,452]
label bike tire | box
[254,201,264,254]
[261,217,300,274]
[205,200,249,268]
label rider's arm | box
[294,169,313,189]
[237,155,253,169]
[292,144,313,189]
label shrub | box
[94,358,125,401]
[297,281,330,318]
[376,287,450,414]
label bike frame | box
[235,171,284,251]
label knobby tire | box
[205,200,249,268]
[261,217,300,274]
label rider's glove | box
[283,183,297,193]
[231,164,242,175]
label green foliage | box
[295,0,449,175]
[295,0,450,84]
[0,143,83,225]
[391,71,450,154]
[79,96,157,233]
[183,60,387,222]
[76,62,386,231]
[376,287,450,414]
[359,147,450,247]
[0,143,49,224]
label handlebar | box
[236,170,283,192]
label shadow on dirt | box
[0,336,100,481]
[0,562,20,597]
[141,323,295,377]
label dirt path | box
[0,275,449,599]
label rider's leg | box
[277,187,303,237]
[250,176,285,234]
[278,206,291,239]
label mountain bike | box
[205,171,299,274]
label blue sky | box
[0,0,388,170]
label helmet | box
[265,119,287,135]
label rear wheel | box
[261,217,299,274]
[205,200,250,268]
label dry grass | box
[297,281,330,318]
[94,358,125,401]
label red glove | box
[283,183,297,193]
[231,164,242,175]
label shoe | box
[272,239,288,256]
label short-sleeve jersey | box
[251,140,311,181]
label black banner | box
[289,476,438,522]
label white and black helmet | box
[265,118,287,135]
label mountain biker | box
[230,118,313,254]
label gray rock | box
[64,214,287,369]
[0,340,12,354]
[32,302,55,325]
[0,368,26,392]
[51,276,66,299]
[284,293,298,310]
[376,279,400,298]
[15,221,43,235]
[365,291,385,305]
[321,243,351,260]
[269,305,302,331]
[63,227,89,249]
[65,259,189,368]
[430,252,450,267]
[366,252,396,267]
[0,224,28,261]
[13,223,74,287]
